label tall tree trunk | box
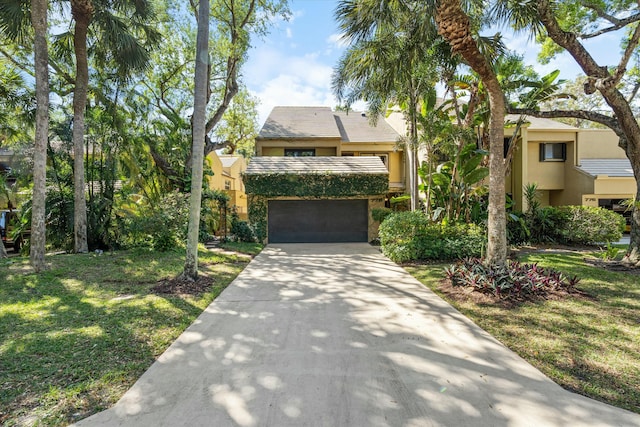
[182,0,210,281]
[31,0,50,270]
[0,239,6,258]
[435,0,507,264]
[535,0,640,264]
[71,0,92,253]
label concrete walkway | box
[75,244,639,427]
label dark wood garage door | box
[268,199,368,243]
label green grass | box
[406,251,640,414]
[219,241,264,256]
[0,246,253,426]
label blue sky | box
[244,0,624,127]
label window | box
[539,143,566,162]
[285,148,315,157]
[361,153,389,169]
[224,180,231,190]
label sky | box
[244,0,625,127]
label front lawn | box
[0,247,254,426]
[406,251,640,414]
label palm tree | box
[0,0,48,268]
[30,0,49,270]
[66,0,159,253]
[435,0,507,264]
[333,0,442,212]
[182,0,209,281]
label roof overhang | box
[244,157,389,197]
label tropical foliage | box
[0,0,287,261]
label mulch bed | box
[151,275,215,295]
[436,279,595,308]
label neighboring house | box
[245,106,404,243]
[206,151,248,219]
[505,116,635,227]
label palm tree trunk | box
[71,0,92,253]
[31,0,49,270]
[435,0,507,264]
[182,0,210,281]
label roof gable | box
[333,111,400,143]
[257,106,401,143]
[258,106,341,139]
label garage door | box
[268,200,368,243]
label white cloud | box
[326,32,349,48]
[251,75,338,127]
[286,27,293,38]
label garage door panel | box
[268,200,368,243]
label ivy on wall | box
[248,194,267,242]
[244,173,389,198]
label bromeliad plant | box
[444,257,580,299]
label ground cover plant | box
[0,246,255,426]
[406,251,640,414]
[445,257,580,299]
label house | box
[245,106,405,243]
[505,117,635,226]
[206,151,248,219]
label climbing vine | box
[248,195,268,242]
[244,173,389,198]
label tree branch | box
[613,21,640,85]
[0,48,35,77]
[506,107,621,132]
[579,8,640,39]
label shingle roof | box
[333,111,400,143]
[245,156,388,175]
[505,115,578,130]
[258,107,342,139]
[257,106,401,143]
[577,159,634,177]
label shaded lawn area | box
[0,246,256,426]
[406,251,640,414]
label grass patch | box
[405,251,640,414]
[0,246,249,426]
[219,241,264,256]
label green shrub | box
[525,206,564,244]
[153,228,177,252]
[379,211,485,262]
[507,211,529,245]
[371,207,393,223]
[230,209,255,243]
[554,206,625,245]
[445,257,580,299]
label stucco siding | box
[577,130,624,159]
[594,177,637,195]
[527,142,565,190]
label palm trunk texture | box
[435,0,507,264]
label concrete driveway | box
[75,243,639,427]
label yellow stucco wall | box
[207,152,248,219]
[256,138,341,156]
[317,147,337,156]
[262,147,285,156]
[526,142,566,190]
[577,130,624,159]
[206,152,224,191]
[594,177,637,194]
